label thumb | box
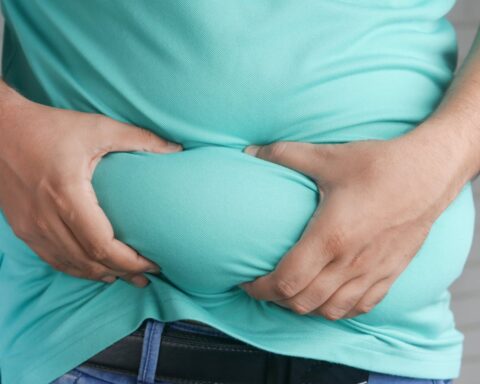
[98,116,183,155]
[243,141,328,179]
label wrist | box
[0,80,32,155]
[395,117,478,209]
[416,114,480,184]
[0,79,28,110]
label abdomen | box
[92,145,476,328]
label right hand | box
[0,81,183,287]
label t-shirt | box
[0,1,476,383]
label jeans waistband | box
[82,318,372,384]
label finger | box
[43,252,119,284]
[343,241,422,319]
[273,258,363,316]
[121,272,152,288]
[20,189,151,286]
[37,230,148,287]
[50,211,149,286]
[243,141,331,180]
[96,115,183,154]
[47,254,115,283]
[54,181,160,276]
[47,213,117,280]
[240,196,349,302]
[24,238,114,283]
[311,274,375,320]
[16,206,95,276]
[342,277,393,319]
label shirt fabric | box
[0,1,476,383]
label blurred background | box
[0,1,478,383]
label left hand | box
[238,129,462,320]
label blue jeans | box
[50,319,454,384]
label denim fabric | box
[50,319,455,384]
[50,319,172,384]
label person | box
[0,1,478,383]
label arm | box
[410,25,480,186]
[238,24,480,320]
[0,79,174,287]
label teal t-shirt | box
[0,1,476,383]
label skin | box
[0,83,181,288]
[239,25,480,320]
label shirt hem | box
[7,296,461,384]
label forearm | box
[0,79,31,155]
[404,25,480,188]
[0,78,25,107]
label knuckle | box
[92,113,109,131]
[11,221,31,240]
[337,294,359,311]
[322,306,345,321]
[290,301,311,315]
[138,127,156,141]
[273,277,298,299]
[85,265,110,281]
[356,302,375,314]
[349,252,369,271]
[48,258,66,272]
[266,141,288,161]
[89,244,110,262]
[325,228,347,257]
[131,127,161,150]
[32,213,48,232]
[314,143,335,162]
[49,185,71,213]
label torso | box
[0,1,474,381]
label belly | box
[91,145,476,324]
[92,146,318,295]
[3,0,474,326]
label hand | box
[0,83,183,287]
[239,130,463,320]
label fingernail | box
[244,145,260,156]
[130,275,149,288]
[167,141,183,151]
[102,276,117,283]
[146,265,162,274]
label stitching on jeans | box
[161,340,264,353]
[139,321,156,384]
[168,322,229,338]
[163,332,258,349]
[145,321,159,382]
[80,362,138,377]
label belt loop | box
[266,353,290,384]
[136,318,165,384]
